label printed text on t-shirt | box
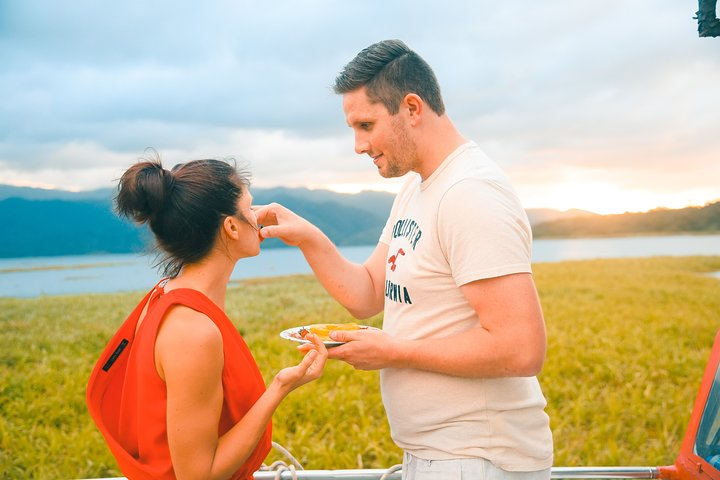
[392,218,422,250]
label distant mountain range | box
[524,207,598,226]
[0,184,717,258]
[0,184,396,258]
[532,201,720,238]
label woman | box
[87,155,327,480]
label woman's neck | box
[166,256,235,310]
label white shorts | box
[402,452,551,480]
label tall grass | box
[1,256,719,479]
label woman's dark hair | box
[333,39,445,116]
[115,151,251,277]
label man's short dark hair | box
[333,39,446,116]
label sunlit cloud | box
[510,161,720,215]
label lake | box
[1,234,719,297]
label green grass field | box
[1,256,719,479]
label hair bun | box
[115,160,172,224]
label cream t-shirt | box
[378,142,553,471]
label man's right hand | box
[254,202,388,320]
[253,203,319,248]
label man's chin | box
[378,166,408,179]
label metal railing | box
[253,466,660,479]
[83,466,662,480]
[551,467,660,479]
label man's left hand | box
[326,328,399,371]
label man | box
[255,39,553,480]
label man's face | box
[342,87,417,178]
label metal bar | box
[252,466,662,479]
[81,466,661,480]
[551,467,660,479]
[253,468,401,479]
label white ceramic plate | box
[279,325,376,347]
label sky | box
[0,1,718,215]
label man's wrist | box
[297,223,331,251]
[388,338,414,369]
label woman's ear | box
[222,216,240,240]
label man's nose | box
[354,135,369,155]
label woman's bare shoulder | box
[155,305,224,380]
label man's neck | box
[415,116,467,181]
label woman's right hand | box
[273,333,328,395]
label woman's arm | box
[156,306,327,480]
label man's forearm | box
[392,325,545,378]
[255,203,386,318]
[297,226,384,319]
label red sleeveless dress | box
[87,281,272,479]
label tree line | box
[532,201,720,238]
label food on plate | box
[298,322,361,341]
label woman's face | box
[233,185,261,258]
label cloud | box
[0,0,718,213]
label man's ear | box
[222,216,240,240]
[403,93,423,125]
